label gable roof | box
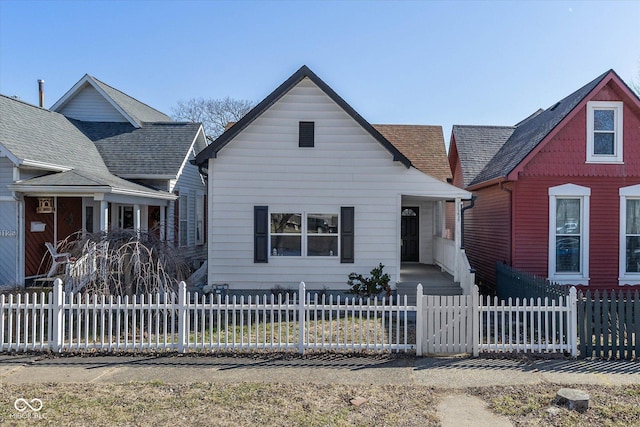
[0,94,110,174]
[195,65,411,168]
[451,125,514,187]
[72,120,205,177]
[373,124,451,181]
[469,70,612,187]
[51,74,172,127]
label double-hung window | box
[270,212,338,257]
[586,101,623,163]
[619,185,640,284]
[548,184,590,285]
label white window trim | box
[548,184,590,285]
[269,210,339,259]
[586,101,623,164]
[619,184,640,285]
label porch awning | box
[9,169,175,205]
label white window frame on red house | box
[548,183,590,285]
[586,101,623,164]
[619,184,640,285]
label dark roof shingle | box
[469,70,611,186]
[73,121,203,176]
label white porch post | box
[159,206,166,240]
[99,200,109,232]
[133,204,141,232]
[454,198,462,282]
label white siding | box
[208,78,466,291]
[175,150,206,263]
[57,85,127,122]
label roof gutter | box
[19,160,72,172]
[466,176,506,192]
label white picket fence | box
[0,281,578,356]
[0,280,415,354]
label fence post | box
[416,283,423,356]
[472,285,479,357]
[52,279,64,353]
[177,281,187,354]
[568,287,578,357]
[298,282,306,354]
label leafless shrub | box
[56,229,190,296]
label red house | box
[449,70,640,292]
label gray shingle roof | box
[0,94,175,199]
[452,125,514,187]
[469,70,611,186]
[72,120,203,176]
[0,94,110,174]
[88,75,172,126]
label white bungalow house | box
[195,65,473,294]
[0,75,207,287]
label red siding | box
[511,177,637,290]
[509,80,640,290]
[464,185,511,292]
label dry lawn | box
[1,381,640,426]
[0,382,439,426]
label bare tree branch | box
[171,97,255,141]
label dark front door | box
[401,207,419,262]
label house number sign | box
[0,230,17,237]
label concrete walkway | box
[1,353,639,425]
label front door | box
[401,207,419,262]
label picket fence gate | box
[0,280,579,356]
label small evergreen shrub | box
[347,263,391,298]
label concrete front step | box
[396,282,463,305]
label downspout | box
[460,196,476,249]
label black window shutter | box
[254,206,268,263]
[299,121,315,147]
[340,207,354,263]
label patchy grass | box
[1,377,640,426]
[471,383,640,427]
[0,382,439,426]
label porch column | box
[99,201,109,232]
[159,206,166,240]
[454,198,462,282]
[134,204,141,234]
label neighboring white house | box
[0,75,207,286]
[195,65,472,292]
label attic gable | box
[195,65,411,168]
[51,74,172,128]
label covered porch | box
[398,194,475,298]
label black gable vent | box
[299,121,315,147]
